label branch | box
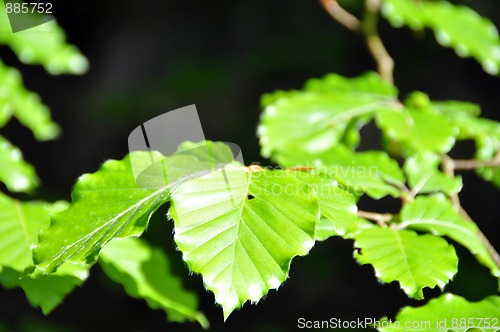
[362,0,394,84]
[452,152,500,170]
[320,0,361,32]
[357,210,394,227]
[441,154,500,271]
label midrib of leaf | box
[14,200,30,251]
[393,230,417,291]
[40,186,169,267]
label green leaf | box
[0,193,88,314]
[0,1,88,75]
[33,152,172,273]
[0,135,38,192]
[431,101,500,188]
[99,238,208,328]
[170,168,318,319]
[378,293,500,332]
[398,195,500,287]
[304,71,398,96]
[0,60,60,140]
[404,152,462,195]
[0,263,88,315]
[258,72,398,159]
[354,227,458,299]
[382,0,500,75]
[290,171,359,240]
[376,104,458,154]
[276,145,405,199]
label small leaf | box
[0,3,88,75]
[258,72,398,159]
[170,167,318,319]
[398,195,500,287]
[0,193,87,314]
[0,135,38,192]
[354,227,458,299]
[378,293,500,332]
[0,60,60,140]
[382,0,500,76]
[291,171,359,240]
[404,152,462,195]
[277,145,405,199]
[376,104,458,154]
[99,238,208,328]
[33,152,171,273]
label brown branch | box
[452,151,500,170]
[320,0,362,32]
[441,154,461,209]
[357,210,394,227]
[362,0,394,84]
[441,154,500,272]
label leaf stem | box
[357,210,394,227]
[319,0,362,32]
[362,0,395,84]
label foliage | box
[1,0,500,330]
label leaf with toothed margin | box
[404,152,462,195]
[99,238,209,329]
[399,195,500,288]
[354,227,458,299]
[0,193,88,314]
[382,0,500,76]
[378,293,500,332]
[258,72,398,159]
[0,135,38,193]
[376,106,458,155]
[290,171,359,240]
[0,60,60,140]
[169,167,318,319]
[33,152,172,273]
[0,2,88,75]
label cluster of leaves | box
[1,0,500,331]
[0,0,95,316]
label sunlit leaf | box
[404,152,462,195]
[398,195,500,287]
[0,193,87,313]
[0,135,38,192]
[33,152,172,273]
[170,167,318,319]
[382,0,500,75]
[0,60,60,140]
[290,171,358,240]
[0,1,88,75]
[258,72,398,159]
[376,106,457,154]
[354,227,458,299]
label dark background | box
[0,0,499,331]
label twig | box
[458,206,500,271]
[357,210,393,227]
[441,154,461,209]
[441,154,500,271]
[362,0,394,84]
[452,152,500,170]
[319,0,361,32]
